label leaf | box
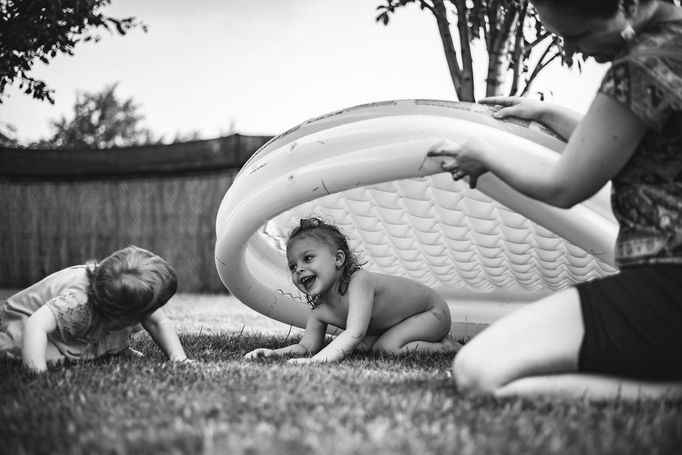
[0,0,144,104]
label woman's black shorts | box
[577,264,682,380]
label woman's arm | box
[430,93,648,208]
[22,305,58,373]
[294,272,374,363]
[142,308,187,361]
[479,96,583,141]
[245,315,326,359]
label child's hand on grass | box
[24,362,47,375]
[244,348,276,360]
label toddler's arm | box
[293,273,374,364]
[245,316,326,360]
[22,305,58,373]
[142,309,187,361]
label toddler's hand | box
[24,363,47,375]
[244,348,276,360]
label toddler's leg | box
[355,335,379,353]
[372,304,460,355]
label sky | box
[1,0,609,144]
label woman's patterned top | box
[599,20,682,267]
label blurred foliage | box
[31,83,155,149]
[0,121,19,147]
[0,0,145,104]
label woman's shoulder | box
[602,20,682,129]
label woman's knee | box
[452,343,507,393]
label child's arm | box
[22,305,58,373]
[141,308,187,361]
[292,273,374,364]
[245,315,326,359]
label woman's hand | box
[427,138,491,189]
[480,96,581,141]
[479,96,546,122]
[244,348,277,360]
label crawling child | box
[0,245,187,373]
[245,217,460,363]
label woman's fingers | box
[428,141,468,180]
[478,96,522,106]
[450,168,465,180]
[427,139,458,155]
[427,141,460,167]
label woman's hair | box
[286,217,364,300]
[86,245,177,332]
[531,0,651,18]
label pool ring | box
[215,100,618,339]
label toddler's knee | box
[452,345,503,394]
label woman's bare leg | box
[454,288,583,392]
[453,288,682,400]
[495,374,682,400]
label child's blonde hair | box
[86,245,177,332]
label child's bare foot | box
[441,334,463,353]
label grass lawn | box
[1,291,681,455]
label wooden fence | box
[0,134,271,293]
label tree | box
[33,83,154,149]
[376,0,569,102]
[377,0,681,102]
[0,0,145,104]
[0,122,19,147]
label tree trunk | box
[450,0,475,101]
[485,7,518,97]
[431,0,467,100]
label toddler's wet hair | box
[287,217,364,298]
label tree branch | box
[520,37,561,96]
[431,0,464,99]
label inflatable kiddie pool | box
[215,99,618,339]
